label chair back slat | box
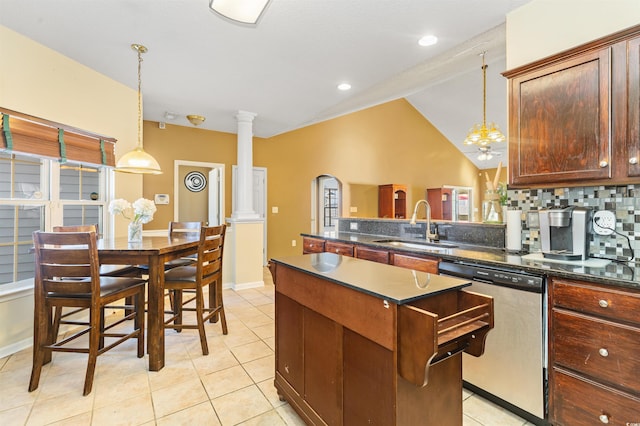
[169,221,202,236]
[33,231,100,298]
[43,278,92,294]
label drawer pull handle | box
[598,299,609,308]
[630,157,639,165]
[599,160,608,168]
[599,414,609,424]
[598,348,609,357]
[285,365,290,374]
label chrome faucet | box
[410,199,438,243]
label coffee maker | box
[539,206,592,261]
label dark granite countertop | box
[271,252,472,304]
[301,231,640,291]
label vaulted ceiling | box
[0,0,532,168]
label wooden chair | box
[30,231,146,396]
[137,221,202,274]
[51,225,140,339]
[164,224,227,355]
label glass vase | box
[128,222,143,243]
[482,190,503,223]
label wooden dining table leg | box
[146,255,165,371]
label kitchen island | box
[269,253,494,425]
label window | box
[0,152,109,286]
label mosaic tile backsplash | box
[507,185,640,262]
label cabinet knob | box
[599,160,608,168]
[599,414,610,424]
[630,157,639,165]
[598,348,609,357]
[598,299,609,308]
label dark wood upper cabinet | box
[504,25,640,188]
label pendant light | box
[116,44,162,175]
[463,52,506,147]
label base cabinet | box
[549,277,640,425]
[271,261,493,425]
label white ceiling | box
[0,0,531,169]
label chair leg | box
[214,281,229,334]
[29,305,50,392]
[196,288,209,356]
[173,290,183,333]
[136,292,145,358]
[83,310,101,396]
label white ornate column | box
[232,110,259,220]
[225,110,264,290]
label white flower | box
[108,199,131,216]
[108,198,156,224]
[132,198,157,224]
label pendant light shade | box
[116,44,162,175]
[463,52,506,147]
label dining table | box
[97,234,200,371]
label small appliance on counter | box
[539,206,592,261]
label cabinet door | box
[325,241,354,257]
[302,237,325,254]
[275,293,304,392]
[624,36,640,177]
[303,308,343,425]
[354,246,389,264]
[391,253,438,274]
[509,48,611,186]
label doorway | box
[173,160,225,226]
[311,175,342,234]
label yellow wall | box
[141,122,239,228]
[0,25,140,237]
[143,99,481,259]
[256,99,480,258]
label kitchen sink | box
[372,240,458,250]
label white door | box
[232,166,267,264]
[208,168,221,226]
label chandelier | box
[116,44,162,175]
[463,52,506,146]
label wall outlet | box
[271,206,279,214]
[349,222,358,231]
[291,239,297,247]
[593,210,616,235]
[350,206,358,213]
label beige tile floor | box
[0,269,533,425]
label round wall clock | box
[184,171,207,192]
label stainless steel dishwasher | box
[438,261,547,424]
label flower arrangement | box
[109,198,156,242]
[497,182,508,206]
[108,198,157,224]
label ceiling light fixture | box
[463,52,506,147]
[418,35,438,47]
[187,115,206,126]
[477,146,494,161]
[116,44,162,175]
[209,0,271,25]
[337,83,352,91]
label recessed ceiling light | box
[337,83,352,91]
[418,35,438,47]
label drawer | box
[552,309,640,394]
[398,290,493,387]
[551,367,640,426]
[303,237,325,254]
[552,278,640,326]
[392,253,438,274]
[354,246,389,264]
[325,241,354,257]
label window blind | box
[0,107,116,167]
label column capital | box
[236,110,257,123]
